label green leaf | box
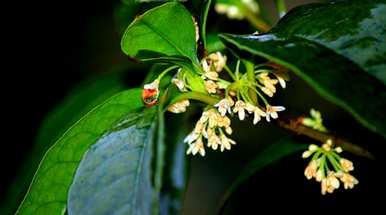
[67,114,156,215]
[221,33,386,138]
[206,33,226,53]
[219,1,386,138]
[121,2,198,64]
[272,0,386,83]
[16,89,147,214]
[219,138,307,212]
[0,72,128,215]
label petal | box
[271,112,278,119]
[225,126,232,135]
[199,148,206,156]
[273,106,286,112]
[192,145,199,155]
[239,109,245,120]
[253,111,261,124]
[278,77,286,88]
[256,107,267,117]
[266,114,271,122]
[224,142,231,150]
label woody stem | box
[275,117,375,159]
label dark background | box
[3,0,386,214]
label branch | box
[275,117,375,160]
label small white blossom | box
[214,98,234,116]
[204,71,219,80]
[172,78,186,92]
[321,172,340,195]
[220,133,236,152]
[273,72,288,89]
[207,128,221,150]
[201,60,211,73]
[340,158,354,172]
[261,87,274,97]
[339,173,359,189]
[335,146,343,153]
[205,80,218,94]
[304,159,319,180]
[265,105,285,122]
[233,100,247,120]
[245,103,266,124]
[184,131,199,144]
[208,52,227,72]
[302,144,319,158]
[186,137,205,156]
[167,100,190,113]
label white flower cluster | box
[185,108,235,156]
[303,139,359,194]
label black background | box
[2,0,108,198]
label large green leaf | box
[121,2,198,64]
[67,115,156,215]
[271,0,386,83]
[220,33,386,138]
[219,138,307,212]
[219,1,386,138]
[0,72,127,215]
[16,89,147,214]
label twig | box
[275,117,375,159]
[244,9,271,33]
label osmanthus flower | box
[273,71,288,89]
[172,78,186,92]
[184,108,236,156]
[339,172,359,189]
[200,52,229,94]
[205,80,218,94]
[214,98,234,116]
[245,103,266,124]
[265,105,285,122]
[186,136,205,156]
[208,52,227,72]
[144,51,289,156]
[167,100,190,113]
[233,100,247,120]
[302,139,359,195]
[322,171,340,195]
[257,72,278,97]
